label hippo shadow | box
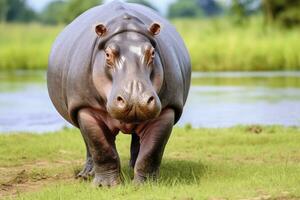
[120,159,206,184]
[159,159,207,184]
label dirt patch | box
[240,191,300,200]
[240,195,300,200]
[0,160,83,199]
[0,175,74,199]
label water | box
[0,71,68,133]
[0,70,300,133]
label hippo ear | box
[95,24,107,37]
[149,22,161,36]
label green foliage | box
[0,0,103,24]
[174,17,300,71]
[63,0,102,23]
[229,0,259,24]
[127,0,158,11]
[1,17,300,71]
[0,23,62,70]
[192,76,300,88]
[231,0,248,22]
[39,0,66,25]
[168,0,202,18]
[1,126,300,199]
[262,0,300,27]
[197,0,222,17]
[39,0,103,25]
[0,0,9,22]
[1,0,36,22]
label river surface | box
[0,70,300,133]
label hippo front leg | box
[77,108,121,187]
[76,138,94,179]
[134,108,175,183]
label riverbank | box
[1,126,300,199]
[1,18,300,71]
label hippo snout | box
[107,81,161,123]
[114,93,155,111]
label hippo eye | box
[105,45,119,66]
[151,49,155,58]
[105,52,110,58]
[145,47,155,66]
[104,48,114,67]
[105,51,112,60]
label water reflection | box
[0,71,299,133]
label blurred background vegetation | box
[0,0,300,71]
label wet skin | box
[47,1,191,187]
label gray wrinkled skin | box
[47,1,191,187]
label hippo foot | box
[92,170,121,187]
[76,157,94,180]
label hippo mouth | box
[107,101,161,123]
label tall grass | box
[0,23,62,70]
[174,17,300,71]
[0,18,300,71]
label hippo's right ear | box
[149,22,161,36]
[95,24,107,37]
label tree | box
[1,0,36,22]
[168,0,202,18]
[197,0,221,17]
[63,0,102,23]
[6,0,36,22]
[127,0,158,12]
[40,0,66,25]
[230,0,257,23]
[262,0,300,27]
[228,0,262,25]
[0,0,8,22]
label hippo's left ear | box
[149,22,161,36]
[95,24,107,37]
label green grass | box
[191,76,300,88]
[1,126,300,199]
[174,17,300,71]
[0,23,62,70]
[1,18,300,71]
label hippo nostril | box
[117,96,124,103]
[116,95,126,108]
[147,96,155,105]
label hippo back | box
[47,1,191,126]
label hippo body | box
[47,1,191,186]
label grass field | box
[0,17,300,71]
[0,24,61,70]
[175,18,300,71]
[1,126,300,199]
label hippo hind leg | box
[129,132,140,169]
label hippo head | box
[93,23,163,123]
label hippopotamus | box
[47,1,191,186]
